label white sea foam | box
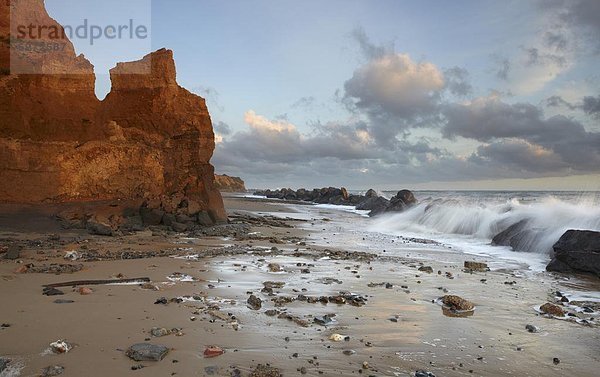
[313,204,370,217]
[371,194,600,255]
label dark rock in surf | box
[365,189,378,198]
[491,219,545,252]
[546,230,600,277]
[357,196,390,216]
[385,189,417,213]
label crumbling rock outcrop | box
[0,0,225,226]
[214,174,246,192]
[253,187,417,216]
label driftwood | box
[43,277,151,288]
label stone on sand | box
[441,295,475,311]
[540,302,565,316]
[126,343,170,361]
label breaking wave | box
[371,194,600,254]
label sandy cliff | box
[214,174,246,192]
[0,0,225,224]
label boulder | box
[85,219,114,236]
[357,196,390,217]
[340,187,350,201]
[365,189,378,198]
[197,211,214,226]
[546,230,600,277]
[140,207,164,226]
[171,222,188,233]
[491,219,545,252]
[384,189,417,213]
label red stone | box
[203,346,224,358]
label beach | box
[0,194,599,377]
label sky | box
[46,0,600,190]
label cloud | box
[442,96,600,171]
[291,96,316,109]
[213,121,231,135]
[213,111,377,167]
[444,67,472,97]
[492,55,511,81]
[542,0,600,51]
[213,28,600,187]
[470,139,567,173]
[344,53,444,119]
[192,86,224,112]
[545,95,577,110]
[350,27,390,59]
[582,95,600,117]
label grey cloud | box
[291,96,316,109]
[350,27,390,59]
[342,52,445,147]
[582,95,600,116]
[494,56,511,81]
[192,86,224,112]
[443,97,600,171]
[444,67,472,97]
[543,31,569,52]
[523,46,567,67]
[213,121,231,135]
[470,139,568,173]
[213,26,600,188]
[541,0,600,51]
[545,95,576,110]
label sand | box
[0,195,599,377]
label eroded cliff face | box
[0,0,226,224]
[214,174,246,192]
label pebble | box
[126,343,169,361]
[49,340,72,354]
[41,365,65,377]
[78,287,93,295]
[53,299,75,304]
[525,324,539,333]
[204,346,224,358]
[43,287,64,296]
[247,294,262,310]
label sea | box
[246,190,600,274]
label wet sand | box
[0,196,599,377]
